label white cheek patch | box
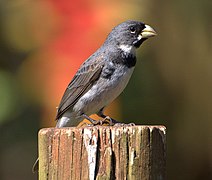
[137,34,142,40]
[119,44,136,55]
[119,44,135,53]
[119,44,134,54]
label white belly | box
[73,66,134,115]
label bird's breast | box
[73,65,134,115]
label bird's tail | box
[32,158,39,173]
[56,114,83,127]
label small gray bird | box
[56,20,157,127]
[32,20,156,172]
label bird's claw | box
[85,115,136,127]
[98,116,136,127]
[127,122,136,126]
[113,122,136,127]
[103,116,123,126]
[89,116,120,126]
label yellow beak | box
[141,24,157,38]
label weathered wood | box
[38,125,166,180]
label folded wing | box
[56,57,104,120]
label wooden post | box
[38,125,166,180]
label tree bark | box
[38,125,166,180]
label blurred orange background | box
[0,0,211,179]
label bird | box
[32,20,157,173]
[55,20,157,128]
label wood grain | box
[38,125,166,180]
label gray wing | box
[56,56,104,120]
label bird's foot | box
[88,116,120,126]
[113,122,136,127]
[77,119,93,127]
[102,116,118,125]
[81,113,135,127]
[98,116,136,127]
[82,114,104,126]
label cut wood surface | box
[38,125,166,180]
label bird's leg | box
[96,108,120,125]
[82,113,104,125]
[97,108,136,126]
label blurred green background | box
[0,0,211,179]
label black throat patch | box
[121,52,137,68]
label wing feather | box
[56,58,103,120]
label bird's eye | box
[129,26,136,33]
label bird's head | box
[105,20,157,53]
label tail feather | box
[32,158,39,173]
[56,115,83,127]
